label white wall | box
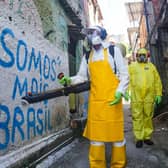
[0,0,70,156]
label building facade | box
[144,0,168,108]
[126,0,168,113]
[0,0,90,167]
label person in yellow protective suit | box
[128,48,162,148]
[59,26,129,168]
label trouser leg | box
[110,139,126,168]
[143,103,154,140]
[131,102,144,140]
[89,141,106,168]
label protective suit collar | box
[102,41,111,49]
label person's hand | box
[109,92,122,106]
[57,72,71,86]
[59,76,71,86]
[123,90,130,101]
[155,95,162,105]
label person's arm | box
[70,56,89,84]
[152,64,162,96]
[112,47,129,95]
[108,47,129,105]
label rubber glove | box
[123,90,130,101]
[109,91,122,106]
[59,76,71,86]
[155,95,162,105]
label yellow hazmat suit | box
[129,50,162,142]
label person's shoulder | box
[148,62,158,70]
[148,62,155,65]
[148,62,156,67]
[128,62,136,72]
[102,41,111,49]
[129,61,138,67]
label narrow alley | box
[0,1,168,168]
[37,103,168,168]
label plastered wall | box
[0,0,71,155]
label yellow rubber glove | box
[109,92,122,106]
[155,96,162,105]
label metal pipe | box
[143,0,154,63]
[28,136,74,167]
[143,0,150,36]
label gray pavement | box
[49,103,168,168]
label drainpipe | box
[143,0,154,62]
[143,0,150,36]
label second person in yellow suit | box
[128,48,162,148]
[59,26,129,167]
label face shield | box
[83,27,102,46]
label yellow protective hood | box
[137,48,148,55]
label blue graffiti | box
[12,75,49,99]
[28,48,42,74]
[0,27,62,100]
[36,109,43,135]
[0,28,15,67]
[0,27,63,150]
[16,40,28,71]
[12,106,25,143]
[0,104,52,150]
[0,28,61,81]
[43,55,50,79]
[0,105,10,150]
[27,107,36,139]
[51,59,56,81]
[12,76,28,99]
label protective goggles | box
[87,29,100,36]
[83,27,101,36]
[137,54,146,57]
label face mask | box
[87,29,102,45]
[137,54,147,63]
[91,35,102,45]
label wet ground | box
[38,103,168,168]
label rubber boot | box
[110,145,126,168]
[89,144,106,168]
